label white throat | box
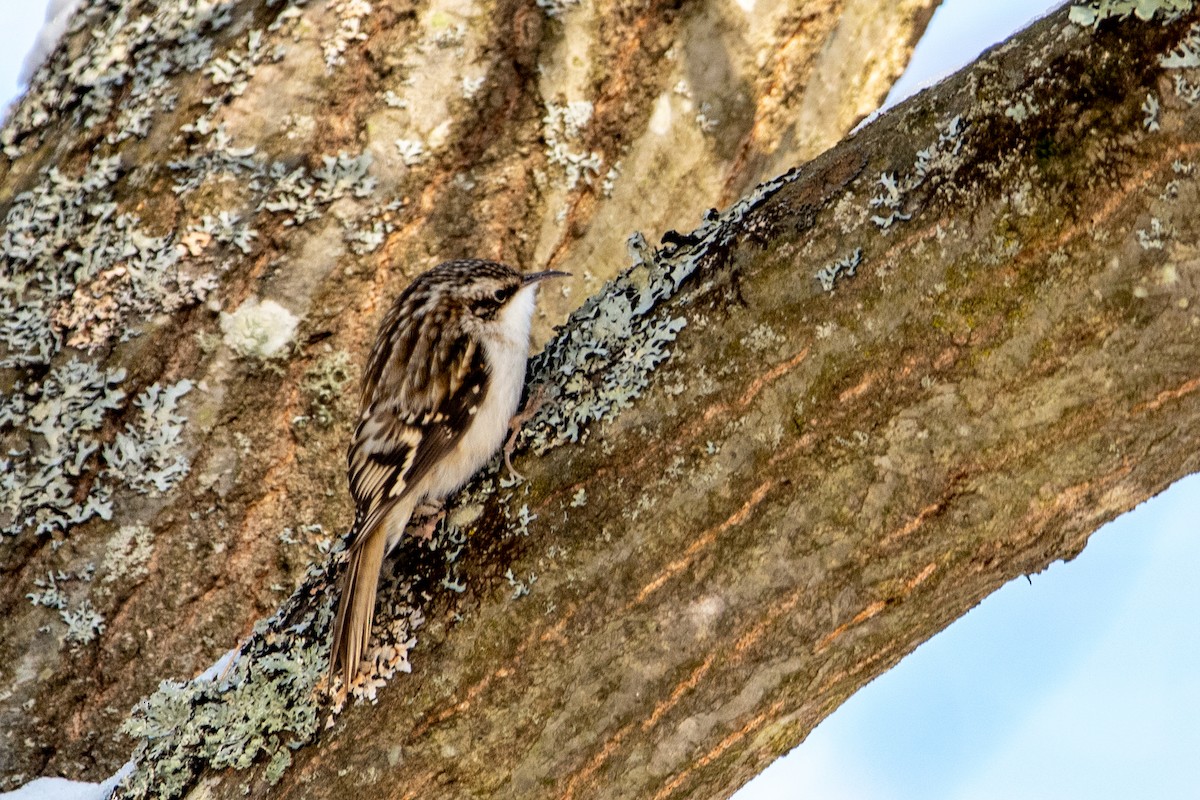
[492,282,538,350]
[481,282,538,422]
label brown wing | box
[359,263,498,413]
[347,301,489,541]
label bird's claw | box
[502,384,550,482]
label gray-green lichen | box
[0,364,192,537]
[26,566,108,647]
[260,152,377,227]
[394,138,425,166]
[815,248,864,292]
[189,212,258,255]
[740,323,786,354]
[0,153,202,363]
[0,0,383,537]
[1,359,124,536]
[6,0,238,158]
[61,598,107,646]
[520,170,800,453]
[103,380,195,494]
[299,350,355,428]
[165,129,379,247]
[1162,22,1200,65]
[119,592,331,798]
[0,140,231,543]
[1161,21,1200,105]
[323,0,372,71]
[26,570,69,611]
[1143,92,1162,129]
[220,299,299,360]
[1069,0,1193,28]
[114,553,425,798]
[3,0,318,160]
[100,523,157,585]
[543,100,602,192]
[868,115,966,230]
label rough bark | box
[67,3,1200,798]
[219,9,1200,798]
[0,0,941,787]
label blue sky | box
[0,7,45,108]
[3,1,1198,799]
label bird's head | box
[462,263,565,320]
[421,260,567,327]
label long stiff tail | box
[329,503,412,687]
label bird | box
[329,259,567,687]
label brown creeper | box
[330,259,566,686]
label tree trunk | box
[6,1,1200,799]
[0,0,940,788]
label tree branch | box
[107,5,1200,799]
[1,0,942,784]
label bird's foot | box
[503,384,550,481]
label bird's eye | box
[492,286,513,304]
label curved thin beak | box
[521,269,570,285]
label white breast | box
[422,283,538,499]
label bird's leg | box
[503,384,549,481]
